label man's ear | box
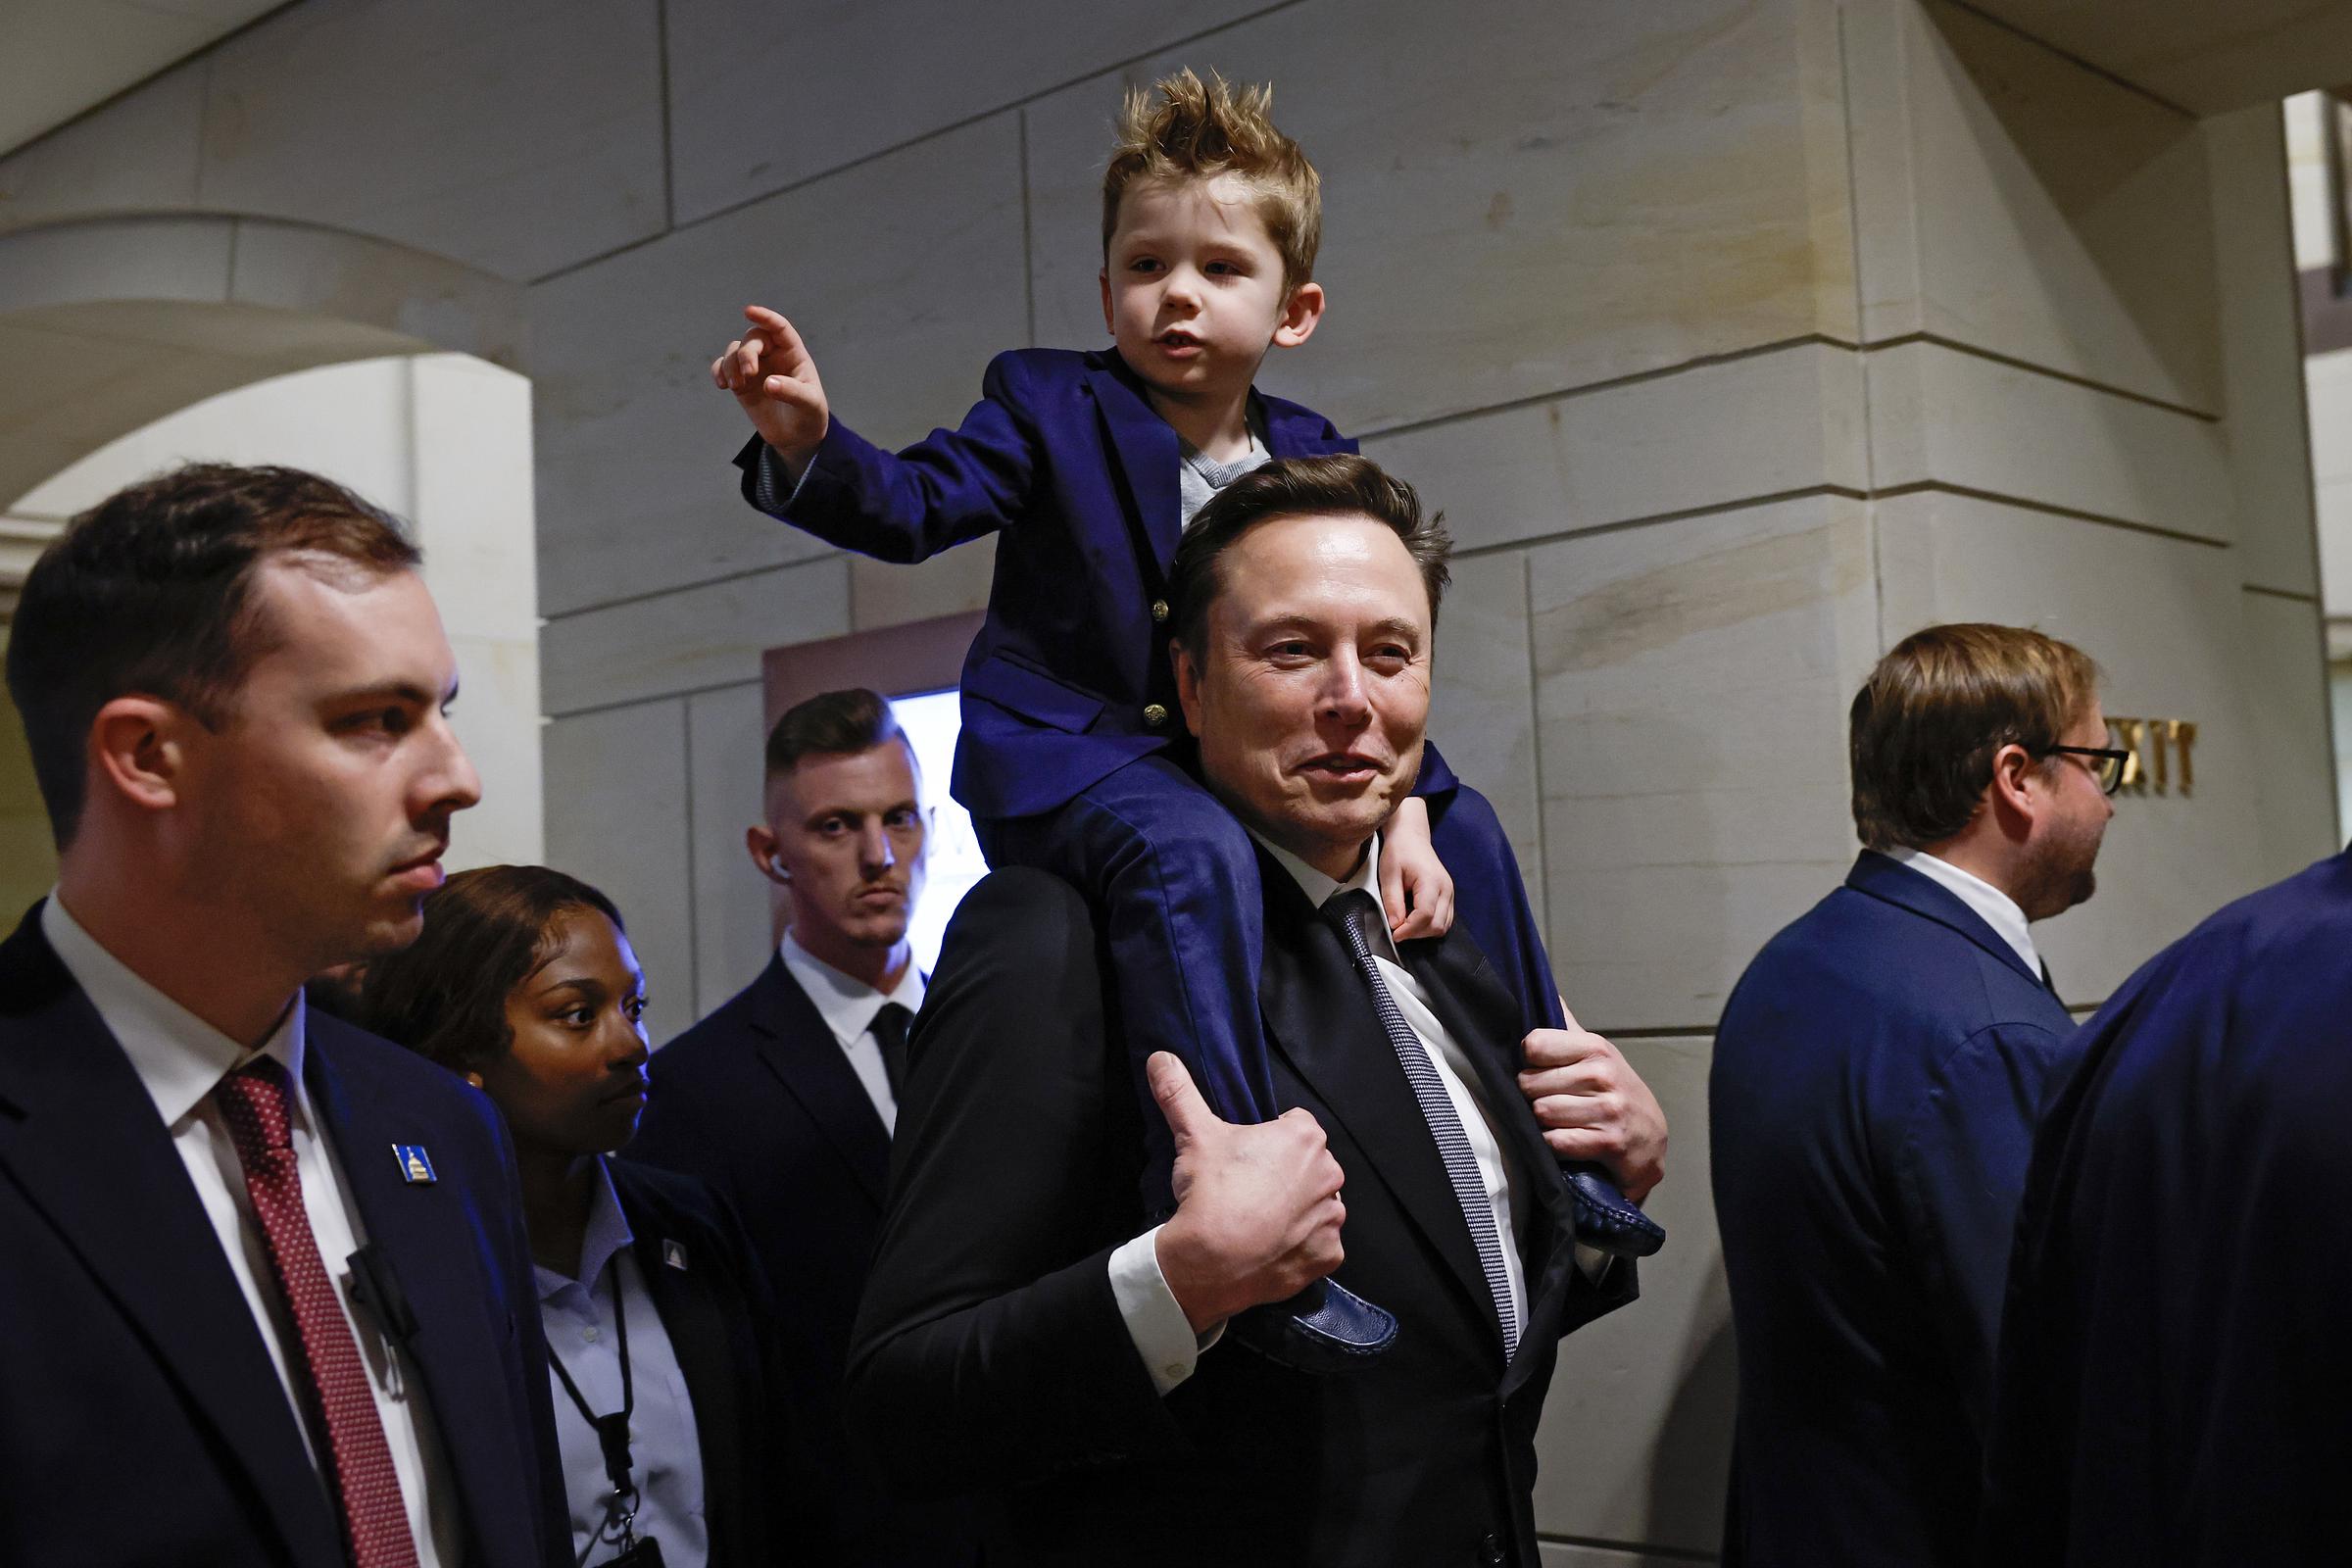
[1985,741,2040,830]
[1172,639,1205,734]
[88,695,190,817]
[1273,279,1325,349]
[746,825,791,886]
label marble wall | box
[0,0,2337,1556]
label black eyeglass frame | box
[2043,744,2131,795]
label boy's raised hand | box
[712,304,829,473]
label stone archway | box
[0,213,521,512]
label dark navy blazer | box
[1709,852,2080,1567]
[0,904,568,1568]
[734,345,1357,822]
[1983,850,2352,1565]
[629,954,979,1567]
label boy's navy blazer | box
[734,345,1361,822]
[1708,851,2080,1568]
[0,903,568,1568]
[1983,850,2352,1564]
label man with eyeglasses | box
[1708,622,2115,1567]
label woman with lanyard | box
[361,865,805,1566]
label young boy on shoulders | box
[711,70,1656,1370]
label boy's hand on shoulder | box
[1381,796,1454,942]
[712,304,829,476]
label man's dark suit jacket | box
[0,904,568,1568]
[606,1157,793,1567]
[627,954,976,1566]
[845,865,1638,1568]
[1982,850,2352,1564]
[1709,851,2080,1566]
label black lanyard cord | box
[546,1260,636,1509]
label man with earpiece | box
[628,688,980,1567]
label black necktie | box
[870,1002,914,1098]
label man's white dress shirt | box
[41,893,458,1566]
[1111,831,1583,1396]
[777,932,925,1132]
[1883,847,2042,976]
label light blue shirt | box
[536,1159,708,1568]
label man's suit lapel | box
[307,1031,528,1566]
[616,1172,748,1559]
[1084,354,1185,580]
[746,956,892,1206]
[0,910,344,1565]
[1255,874,1504,1342]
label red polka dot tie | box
[216,1057,420,1568]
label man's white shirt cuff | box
[1108,1225,1223,1396]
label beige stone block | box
[0,217,232,312]
[2310,350,2352,488]
[1364,341,1867,555]
[1025,0,1857,434]
[545,698,695,1045]
[225,221,525,371]
[663,0,1268,222]
[0,58,206,236]
[1532,496,1879,1030]
[442,633,545,872]
[1848,0,2222,413]
[410,354,540,642]
[686,681,776,1019]
[1866,340,2230,540]
[1430,551,1544,914]
[1963,0,2352,117]
[541,556,851,716]
[2208,105,2321,598]
[1875,490,2271,1005]
[2320,475,2352,614]
[851,537,998,631]
[1535,1034,1731,1553]
[2236,591,2339,883]
[527,114,1026,616]
[197,0,665,280]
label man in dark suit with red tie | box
[843,457,1665,1566]
[629,686,978,1565]
[0,465,566,1567]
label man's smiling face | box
[1173,512,1433,878]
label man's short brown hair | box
[1168,454,1450,655]
[763,687,912,782]
[1102,68,1322,286]
[5,463,421,849]
[1849,623,2102,852]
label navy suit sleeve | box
[1889,1019,2075,1435]
[734,351,1041,564]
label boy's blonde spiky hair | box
[1102,68,1321,286]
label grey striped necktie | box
[1326,889,1520,1359]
